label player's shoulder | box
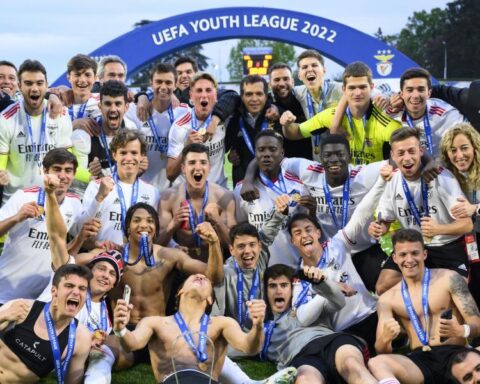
[283,170,303,184]
[428,98,456,116]
[1,101,21,120]
[173,110,192,127]
[22,186,41,194]
[371,105,400,128]
[65,192,81,201]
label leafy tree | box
[227,39,296,81]
[129,20,209,88]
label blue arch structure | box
[53,7,423,86]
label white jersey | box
[293,82,343,161]
[0,187,81,303]
[76,299,113,335]
[389,98,465,157]
[282,157,384,253]
[291,177,387,330]
[377,168,467,246]
[128,103,189,192]
[0,101,72,204]
[168,110,227,187]
[82,178,160,245]
[234,170,307,267]
[69,94,101,120]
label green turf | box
[39,359,277,383]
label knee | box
[367,355,387,377]
[296,365,325,384]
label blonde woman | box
[440,122,480,309]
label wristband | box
[463,324,471,338]
[114,328,127,337]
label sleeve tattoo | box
[450,274,480,317]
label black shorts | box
[127,323,151,364]
[162,369,217,384]
[343,312,378,356]
[407,345,466,384]
[382,237,468,277]
[352,243,388,292]
[290,333,368,383]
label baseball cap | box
[89,249,124,285]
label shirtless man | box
[113,273,266,383]
[159,143,236,261]
[368,228,480,384]
[0,264,92,383]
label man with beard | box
[128,63,189,191]
[167,72,228,187]
[81,130,159,247]
[0,60,73,205]
[159,143,236,260]
[0,263,92,383]
[369,127,473,294]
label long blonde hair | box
[440,122,480,194]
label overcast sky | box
[3,0,450,83]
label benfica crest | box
[374,50,395,76]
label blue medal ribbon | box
[185,182,209,248]
[44,302,77,384]
[37,187,46,219]
[96,117,114,174]
[122,236,155,267]
[24,105,47,169]
[239,118,268,156]
[191,112,212,132]
[405,110,433,154]
[401,177,429,226]
[401,268,431,348]
[68,102,87,121]
[85,291,108,332]
[346,107,368,165]
[147,113,168,154]
[174,312,210,363]
[259,171,297,207]
[260,311,288,361]
[307,81,329,150]
[323,175,350,230]
[233,260,260,327]
[113,172,139,234]
[293,248,329,310]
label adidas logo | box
[113,198,120,204]
[395,193,404,201]
[458,264,467,271]
[17,131,26,138]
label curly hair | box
[440,122,480,194]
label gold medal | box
[314,146,320,155]
[37,206,44,216]
[291,193,301,202]
[422,345,431,352]
[198,362,208,372]
[193,247,202,257]
[198,128,207,136]
[93,330,104,340]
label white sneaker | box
[262,367,297,384]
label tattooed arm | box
[446,271,480,339]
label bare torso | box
[387,269,466,349]
[147,316,228,383]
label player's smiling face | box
[190,79,217,121]
[176,62,195,91]
[0,64,18,97]
[128,208,157,244]
[448,133,475,173]
[298,57,325,90]
[391,136,423,180]
[266,276,292,314]
[270,68,294,100]
[99,95,128,132]
[44,162,76,196]
[20,71,47,115]
[67,68,95,100]
[241,81,267,115]
[113,139,143,179]
[90,261,116,296]
[392,241,427,279]
[230,234,261,270]
[151,71,175,101]
[401,77,431,119]
[289,218,322,258]
[182,151,210,189]
[320,143,350,180]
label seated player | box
[368,229,480,384]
